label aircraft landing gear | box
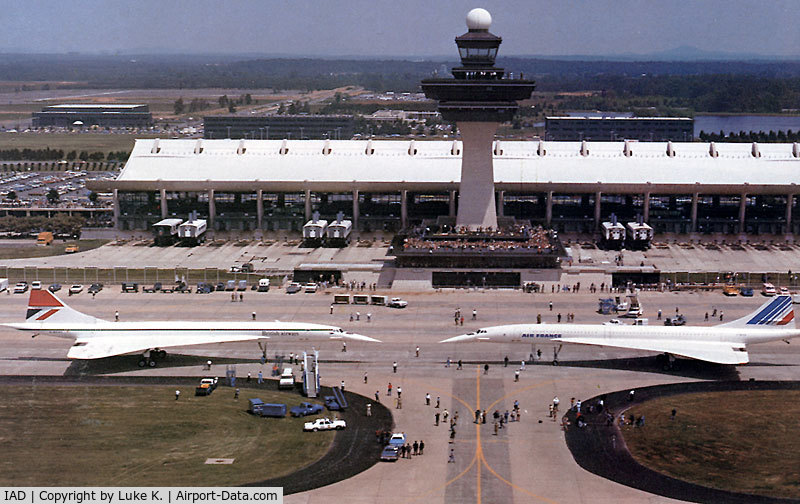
[138,348,167,368]
[552,344,563,366]
[656,353,677,371]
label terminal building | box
[203,115,355,140]
[89,138,800,236]
[32,104,153,128]
[545,116,694,142]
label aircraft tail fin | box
[719,295,794,328]
[26,290,104,325]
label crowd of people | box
[402,225,556,253]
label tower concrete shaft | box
[456,122,499,229]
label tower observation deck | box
[421,8,535,230]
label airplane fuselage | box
[469,323,800,346]
[7,320,347,339]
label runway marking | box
[475,365,482,504]
[401,447,477,503]
[476,371,561,504]
[485,379,556,413]
[400,368,562,504]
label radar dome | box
[466,8,492,30]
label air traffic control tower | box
[421,8,535,230]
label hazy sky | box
[2,0,799,58]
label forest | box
[2,54,799,114]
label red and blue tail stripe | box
[746,295,794,326]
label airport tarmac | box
[2,287,799,503]
[4,233,800,280]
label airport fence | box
[0,266,287,288]
[659,271,800,290]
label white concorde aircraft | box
[440,295,799,365]
[5,290,379,366]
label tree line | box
[2,54,800,114]
[0,214,84,237]
[0,148,129,162]
[698,130,800,143]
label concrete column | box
[497,190,505,218]
[594,191,601,231]
[455,121,500,229]
[113,189,120,229]
[352,189,359,231]
[256,189,264,230]
[643,191,651,222]
[448,190,456,218]
[786,194,794,233]
[739,193,747,234]
[160,188,168,220]
[208,189,215,229]
[691,192,699,232]
[304,189,312,221]
[401,189,408,229]
[545,191,553,226]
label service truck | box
[279,367,295,389]
[36,232,53,246]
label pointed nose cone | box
[440,332,479,343]
[343,332,382,343]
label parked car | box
[195,282,213,294]
[88,283,103,294]
[225,280,236,291]
[388,433,406,446]
[143,282,162,293]
[237,280,247,291]
[303,417,346,432]
[388,297,408,308]
[762,283,777,296]
[285,282,302,294]
[304,283,318,293]
[722,285,739,296]
[290,402,324,417]
[31,281,42,290]
[664,314,686,326]
[780,286,790,295]
[740,287,754,297]
[68,284,83,295]
[120,282,137,293]
[13,282,28,294]
[380,445,400,462]
[48,283,62,293]
[215,282,225,292]
[324,395,342,411]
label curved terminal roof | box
[102,138,800,195]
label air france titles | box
[522,333,561,339]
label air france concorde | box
[6,290,379,365]
[440,296,798,365]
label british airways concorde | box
[6,290,379,366]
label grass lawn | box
[0,133,161,155]
[622,390,800,499]
[0,385,334,486]
[0,239,109,260]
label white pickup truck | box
[303,417,346,432]
[387,297,408,308]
